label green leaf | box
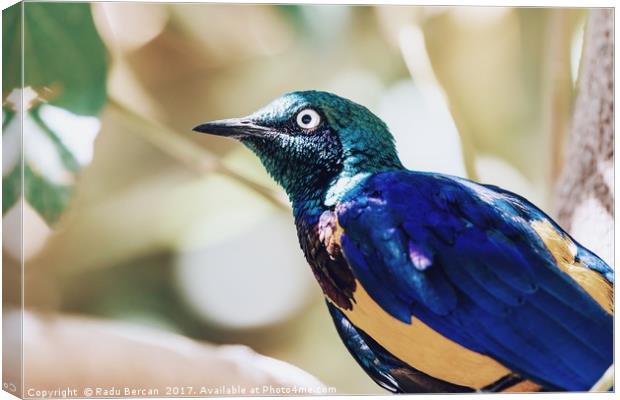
[2,166,21,216]
[2,3,108,227]
[2,3,21,95]
[23,3,107,115]
[3,108,14,129]
[24,164,72,225]
[30,106,81,173]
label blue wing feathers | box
[576,248,614,283]
[341,235,413,323]
[336,170,613,391]
[482,181,614,284]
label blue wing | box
[336,171,613,391]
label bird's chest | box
[295,208,357,310]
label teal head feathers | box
[193,91,403,205]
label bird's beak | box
[192,118,271,139]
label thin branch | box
[106,98,290,211]
[555,9,614,228]
[545,9,579,184]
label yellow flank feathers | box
[530,220,613,314]
[335,282,510,389]
[502,380,543,392]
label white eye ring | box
[296,108,321,130]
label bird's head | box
[193,91,402,205]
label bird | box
[193,91,613,393]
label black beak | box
[192,118,271,138]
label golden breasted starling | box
[193,91,613,393]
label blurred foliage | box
[422,8,584,201]
[2,3,106,224]
[23,164,72,223]
[23,4,107,114]
[2,4,21,215]
[2,4,20,92]
[3,3,589,395]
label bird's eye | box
[296,109,321,130]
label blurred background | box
[3,3,592,394]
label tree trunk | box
[554,8,614,392]
[555,9,614,267]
